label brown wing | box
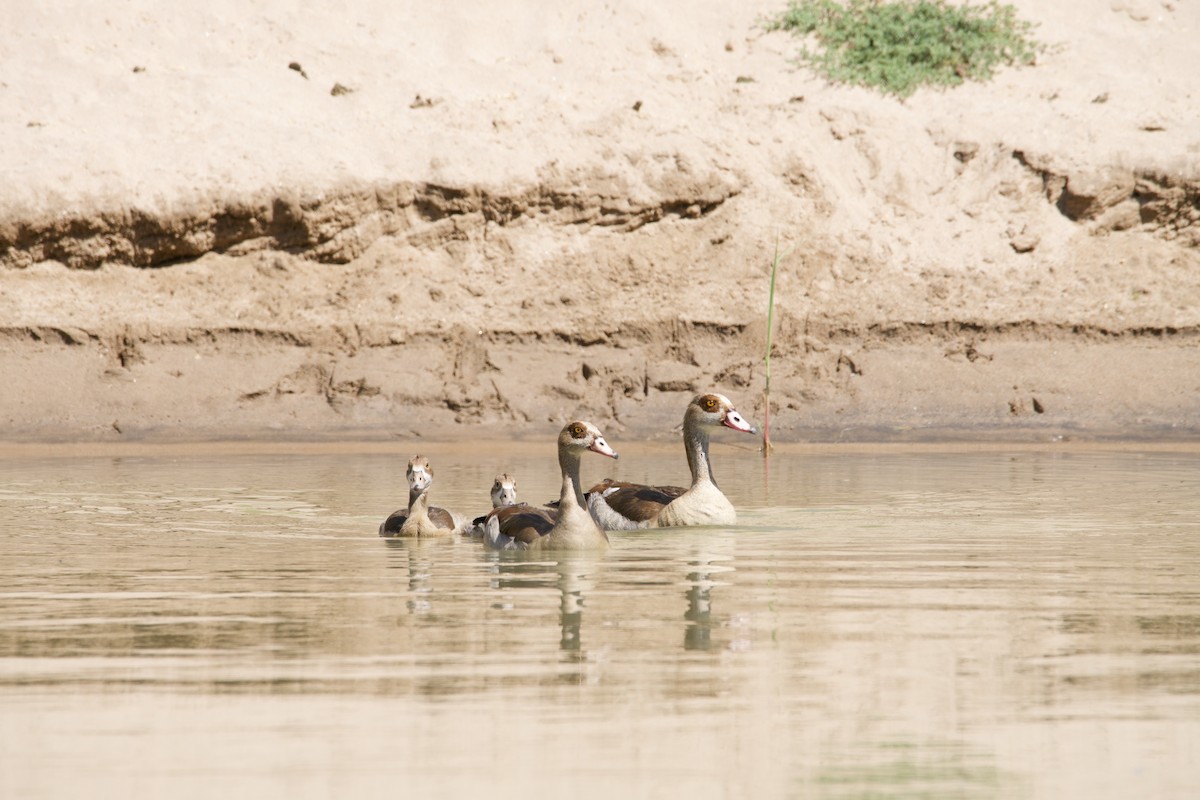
[379,509,408,536]
[546,478,640,507]
[428,505,457,531]
[583,478,635,495]
[600,483,687,523]
[489,503,557,545]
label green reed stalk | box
[763,239,784,455]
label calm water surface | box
[1,443,1198,799]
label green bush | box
[764,0,1042,97]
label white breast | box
[653,483,736,528]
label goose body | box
[481,502,558,545]
[588,393,756,529]
[485,421,618,551]
[379,456,463,537]
[465,473,520,538]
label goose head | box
[559,420,619,460]
[406,455,434,493]
[490,473,519,508]
[688,393,757,434]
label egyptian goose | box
[587,393,756,529]
[378,455,463,537]
[484,421,618,551]
[464,473,520,538]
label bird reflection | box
[684,554,725,651]
[489,554,598,658]
[383,538,451,614]
[556,558,591,654]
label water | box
[1,442,1198,799]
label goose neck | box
[558,446,586,509]
[409,490,430,516]
[683,418,716,488]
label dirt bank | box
[2,1,1198,444]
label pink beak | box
[723,410,757,434]
[590,436,619,459]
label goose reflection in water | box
[488,554,598,658]
[383,538,451,614]
[684,561,715,651]
[682,550,735,652]
[555,558,592,654]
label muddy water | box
[1,443,1198,799]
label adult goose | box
[484,421,618,551]
[464,473,520,538]
[587,393,756,529]
[378,455,463,537]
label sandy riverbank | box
[2,1,1198,445]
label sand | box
[2,0,1198,445]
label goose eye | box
[570,424,585,438]
[703,396,718,411]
